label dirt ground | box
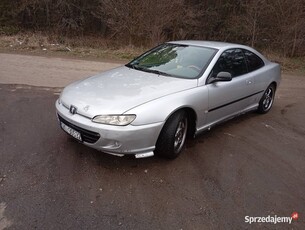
[0,53,305,229]
[0,53,123,87]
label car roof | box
[168,40,245,50]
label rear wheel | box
[155,111,188,159]
[257,84,275,114]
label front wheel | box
[155,111,188,159]
[257,84,275,114]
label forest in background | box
[0,0,305,58]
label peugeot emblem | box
[69,105,77,115]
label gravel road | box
[0,53,122,87]
[0,53,304,229]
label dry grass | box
[264,51,305,75]
[0,33,145,61]
[0,33,304,74]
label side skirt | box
[195,104,258,137]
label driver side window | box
[208,49,248,80]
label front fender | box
[126,86,209,127]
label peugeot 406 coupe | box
[56,41,281,159]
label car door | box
[205,48,254,125]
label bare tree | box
[261,0,304,56]
[241,0,266,47]
[1,0,305,56]
[96,0,185,46]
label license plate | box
[61,122,82,141]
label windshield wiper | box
[125,63,135,69]
[126,64,172,77]
[143,68,172,77]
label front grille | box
[58,115,100,144]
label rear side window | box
[243,49,264,72]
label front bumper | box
[55,100,164,156]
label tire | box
[155,111,188,159]
[257,84,275,114]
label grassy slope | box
[0,33,304,75]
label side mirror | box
[210,72,232,83]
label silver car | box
[56,41,281,159]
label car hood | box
[60,66,197,118]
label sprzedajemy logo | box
[245,212,299,225]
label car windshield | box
[126,43,217,79]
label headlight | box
[92,115,136,126]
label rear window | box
[243,49,264,72]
